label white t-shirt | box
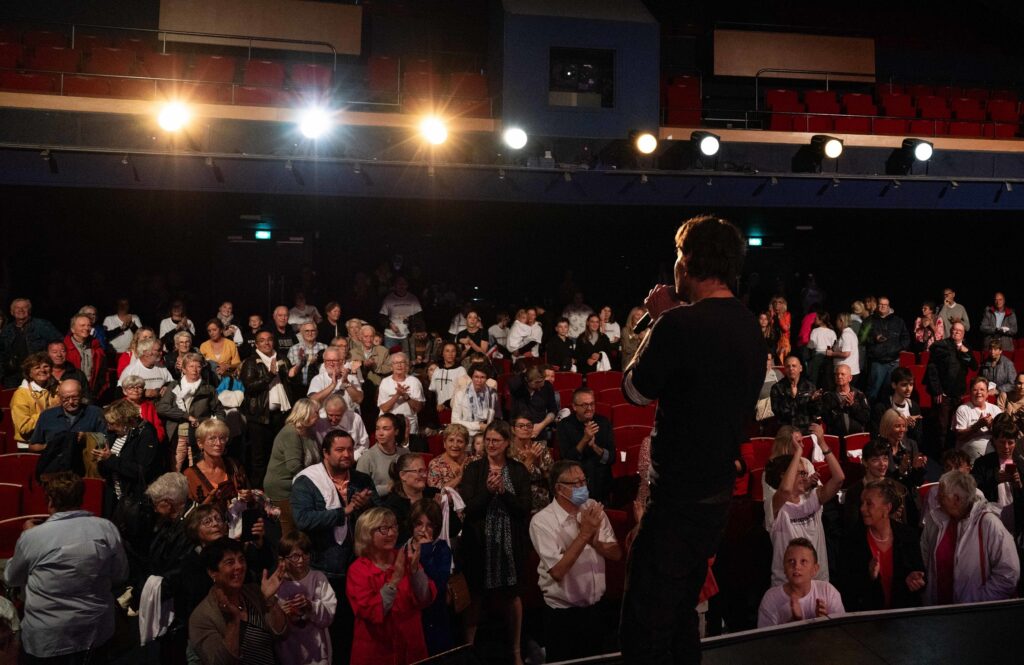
[288,305,321,331]
[954,402,1003,462]
[307,366,363,412]
[808,327,837,355]
[834,327,860,376]
[379,292,422,339]
[117,359,174,390]
[313,411,370,459]
[448,313,468,336]
[562,304,594,339]
[102,315,143,354]
[158,317,195,340]
[377,374,425,434]
[507,320,543,357]
[429,365,468,406]
[757,580,845,627]
[770,491,828,586]
[601,321,621,344]
[488,323,509,350]
[762,458,817,531]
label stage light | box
[298,107,331,139]
[503,127,528,150]
[813,135,843,159]
[420,116,448,145]
[748,237,763,247]
[885,139,934,176]
[157,102,190,132]
[634,132,658,154]
[692,131,720,156]
[907,138,933,161]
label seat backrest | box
[0,483,22,521]
[765,88,799,109]
[553,372,583,391]
[586,371,623,392]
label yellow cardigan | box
[199,338,241,371]
[9,385,59,442]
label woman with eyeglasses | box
[508,415,554,513]
[158,353,225,471]
[347,507,436,665]
[184,419,250,514]
[383,453,459,544]
[409,498,453,656]
[459,420,531,665]
[274,531,337,665]
[9,352,58,449]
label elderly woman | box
[427,424,469,489]
[450,364,498,438]
[158,353,225,471]
[574,314,613,376]
[184,419,250,513]
[347,507,436,665]
[200,319,241,378]
[274,531,337,665]
[842,439,916,531]
[971,413,1024,536]
[92,398,163,516]
[264,398,322,537]
[459,421,531,664]
[878,408,927,489]
[409,499,452,656]
[165,330,198,382]
[921,471,1021,604]
[117,326,157,378]
[620,307,647,369]
[508,414,554,513]
[996,372,1024,425]
[9,352,58,448]
[837,479,925,611]
[189,537,288,665]
[383,453,459,545]
[121,374,167,443]
[955,376,1005,462]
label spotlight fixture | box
[420,116,448,145]
[792,135,843,173]
[297,107,331,139]
[813,135,843,159]
[634,132,658,155]
[885,138,935,176]
[157,102,190,132]
[502,127,528,150]
[691,131,720,157]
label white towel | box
[438,486,465,570]
[295,463,347,544]
[138,575,175,645]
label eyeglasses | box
[513,423,533,430]
[204,435,229,443]
[401,468,428,476]
[284,552,310,563]
[374,524,398,535]
[59,394,81,401]
[301,329,317,334]
[200,515,225,527]
[123,385,144,391]
[557,479,587,488]
[574,402,596,409]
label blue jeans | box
[867,359,898,400]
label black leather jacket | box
[239,355,294,424]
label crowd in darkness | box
[0,254,1022,664]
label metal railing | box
[754,68,875,110]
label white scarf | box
[438,487,465,561]
[20,379,47,393]
[294,463,347,544]
[173,376,202,412]
[256,349,292,411]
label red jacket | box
[64,334,106,394]
[346,556,435,665]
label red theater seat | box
[611,403,656,428]
[597,388,626,406]
[0,71,57,93]
[842,93,877,115]
[767,114,793,131]
[225,85,279,105]
[0,389,14,408]
[804,116,834,132]
[553,372,583,390]
[367,55,399,99]
[834,116,871,133]
[990,89,1017,101]
[933,85,956,99]
[75,34,110,53]
[27,46,81,73]
[951,97,985,121]
[803,90,840,114]
[243,60,285,88]
[82,477,105,515]
[140,52,187,80]
[765,89,801,111]
[449,72,487,99]
[880,93,915,118]
[909,119,947,136]
[907,84,934,99]
[403,71,441,97]
[985,123,1018,139]
[0,484,21,521]
[613,425,652,451]
[115,36,156,54]
[948,121,982,137]
[83,47,135,76]
[917,95,951,119]
[109,77,155,99]
[875,82,904,97]
[666,108,701,125]
[63,75,111,97]
[987,99,1019,123]
[962,87,990,100]
[23,30,67,48]
[192,55,236,83]
[0,42,24,69]
[0,515,49,558]
[290,63,332,90]
[159,81,224,104]
[587,371,623,392]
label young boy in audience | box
[757,538,845,627]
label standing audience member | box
[0,298,61,388]
[921,471,1020,604]
[913,301,944,351]
[459,421,531,665]
[157,352,224,471]
[382,453,447,543]
[511,415,556,512]
[427,424,470,489]
[529,460,622,662]
[158,301,196,349]
[4,472,128,662]
[92,398,162,516]
[980,340,1016,395]
[455,310,489,362]
[307,347,363,415]
[118,338,173,396]
[620,307,647,369]
[350,324,392,389]
[274,531,338,665]
[240,330,298,487]
[546,319,576,372]
[357,414,411,496]
[819,364,871,438]
[271,306,299,356]
[9,352,59,449]
[938,287,971,335]
[377,353,426,450]
[409,499,453,656]
[289,323,328,394]
[183,418,250,513]
[313,393,370,457]
[379,276,422,357]
[872,367,924,446]
[997,373,1024,426]
[508,366,557,438]
[264,398,322,536]
[429,343,468,409]
[827,312,860,384]
[562,293,593,339]
[317,301,344,345]
[200,319,241,378]
[488,312,511,358]
[806,312,836,388]
[103,297,142,355]
[770,355,821,432]
[575,314,613,376]
[954,376,1004,462]
[971,414,1024,536]
[347,508,436,665]
[864,296,910,401]
[926,321,978,446]
[980,292,1017,352]
[289,292,322,330]
[557,388,615,503]
[64,313,106,396]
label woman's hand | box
[868,557,880,580]
[251,518,265,548]
[486,470,503,494]
[406,540,421,573]
[906,571,926,592]
[261,561,286,601]
[391,544,407,583]
[91,446,111,462]
[214,587,244,622]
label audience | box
[557,388,615,503]
[313,393,370,457]
[0,298,61,388]
[93,398,162,517]
[65,312,107,396]
[954,376,1004,462]
[357,413,411,495]
[264,398,323,536]
[427,423,470,489]
[511,414,556,512]
[971,414,1024,536]
[913,301,944,351]
[240,330,297,487]
[451,363,499,438]
[184,418,251,513]
[274,531,338,665]
[157,352,224,471]
[9,352,59,449]
[863,297,910,400]
[770,355,821,431]
[377,353,426,450]
[938,287,971,335]
[28,378,107,453]
[980,291,1016,351]
[382,453,451,543]
[575,314,613,375]
[980,339,1016,395]
[757,538,844,627]
[508,366,557,438]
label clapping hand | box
[814,599,828,618]
[906,571,926,592]
[788,589,803,621]
[486,469,504,494]
[261,561,286,600]
[345,488,373,515]
[579,501,604,544]
[868,557,880,580]
[214,587,244,622]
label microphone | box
[632,286,677,334]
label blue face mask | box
[569,485,589,506]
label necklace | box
[869,529,892,543]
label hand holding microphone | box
[633,285,681,333]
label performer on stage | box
[620,215,764,664]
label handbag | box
[446,571,471,613]
[217,376,245,409]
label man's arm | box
[814,427,845,504]
[622,314,681,406]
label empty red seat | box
[933,85,956,99]
[403,71,441,97]
[74,34,110,52]
[231,85,279,105]
[0,390,13,408]
[0,484,22,521]
[612,444,643,479]
[990,89,1017,102]
[63,75,111,97]
[875,82,904,98]
[666,108,701,125]
[367,55,399,99]
[987,99,1019,123]
[909,119,947,135]
[83,47,135,76]
[449,72,487,99]
[82,477,104,515]
[613,425,652,451]
[985,123,1018,139]
[0,71,57,93]
[834,116,871,134]
[290,63,332,90]
[140,52,187,80]
[666,82,700,110]
[108,77,156,99]
[556,388,575,410]
[116,36,156,53]
[243,59,285,88]
[765,89,802,112]
[610,403,656,428]
[917,95,951,119]
[587,371,623,392]
[767,113,793,131]
[951,97,985,121]
[872,117,908,135]
[948,121,982,137]
[844,433,871,461]
[804,90,839,114]
[0,42,23,69]
[552,372,583,390]
[907,83,934,99]
[804,115,834,132]
[192,55,236,83]
[597,387,626,406]
[27,46,81,72]
[841,92,877,115]
[158,80,223,104]
[24,30,67,48]
[961,87,989,100]
[880,92,915,117]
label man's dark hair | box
[989,339,1003,350]
[862,439,889,461]
[571,387,595,405]
[992,412,1020,441]
[468,363,491,379]
[673,215,746,287]
[201,536,245,572]
[44,472,84,512]
[321,429,354,454]
[557,317,570,326]
[549,459,583,497]
[890,367,913,385]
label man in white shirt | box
[314,394,370,458]
[955,376,1004,462]
[117,338,173,397]
[487,311,511,357]
[102,297,142,354]
[562,292,594,339]
[355,413,410,495]
[377,352,425,446]
[529,460,621,663]
[379,276,422,357]
[308,347,363,412]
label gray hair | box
[182,352,205,368]
[136,338,159,355]
[173,330,193,344]
[69,313,91,328]
[323,393,347,410]
[121,374,146,390]
[145,472,189,505]
[938,470,979,507]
